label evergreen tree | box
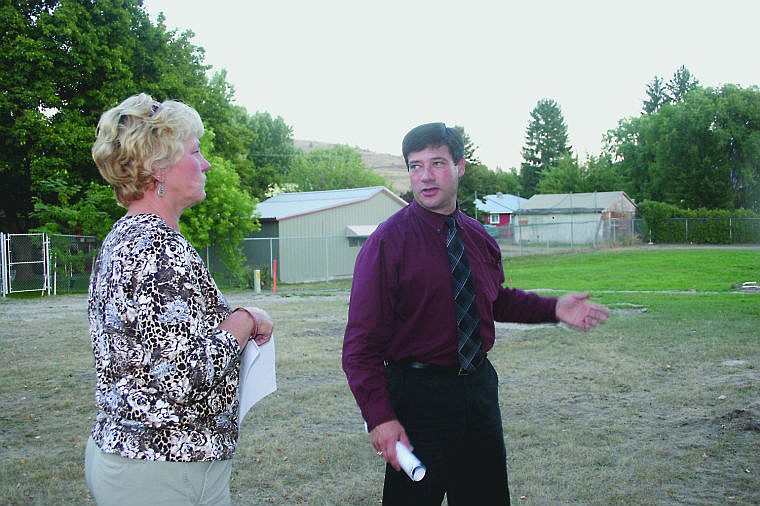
[667,65,699,103]
[643,75,670,114]
[520,98,571,197]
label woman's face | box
[163,137,211,211]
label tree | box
[667,65,699,103]
[30,180,122,239]
[535,155,585,194]
[583,154,629,194]
[0,0,249,235]
[285,145,387,191]
[536,154,627,195]
[457,163,521,218]
[1,0,279,230]
[606,83,760,210]
[643,76,670,114]
[520,98,571,197]
[453,125,481,166]
[244,111,296,198]
[181,152,257,280]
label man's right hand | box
[370,419,411,472]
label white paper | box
[238,336,277,430]
[396,441,426,481]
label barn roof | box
[475,193,527,214]
[516,191,635,214]
[255,186,407,220]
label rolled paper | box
[395,441,426,481]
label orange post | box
[272,259,277,293]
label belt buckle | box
[457,367,469,376]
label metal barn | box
[248,187,407,283]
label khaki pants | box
[85,436,233,505]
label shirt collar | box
[410,200,462,232]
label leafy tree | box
[535,155,585,194]
[246,112,296,171]
[458,163,521,217]
[711,84,760,209]
[536,154,627,194]
[31,180,121,239]
[606,82,760,210]
[583,154,629,193]
[285,145,387,191]
[520,98,571,197]
[181,147,257,280]
[0,0,249,235]
[244,111,296,198]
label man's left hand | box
[556,292,610,331]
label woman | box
[85,93,273,505]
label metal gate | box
[1,232,51,297]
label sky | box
[142,0,760,170]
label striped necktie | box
[445,216,483,373]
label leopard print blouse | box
[88,213,240,462]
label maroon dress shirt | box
[342,200,559,431]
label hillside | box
[293,139,410,194]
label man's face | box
[408,144,465,215]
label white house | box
[513,191,637,245]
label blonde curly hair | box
[91,93,204,207]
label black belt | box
[390,354,486,376]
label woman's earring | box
[158,182,165,197]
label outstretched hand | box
[556,292,610,331]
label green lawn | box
[504,246,760,292]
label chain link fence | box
[3,217,758,295]
[490,218,647,257]
[647,217,760,244]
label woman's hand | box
[245,307,274,345]
[221,307,274,348]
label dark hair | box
[401,122,464,167]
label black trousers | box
[383,359,510,506]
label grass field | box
[0,246,758,504]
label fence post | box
[269,239,274,283]
[325,235,329,281]
[43,234,51,296]
[1,232,6,297]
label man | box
[342,122,609,505]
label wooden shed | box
[248,187,407,283]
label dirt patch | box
[718,408,760,432]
